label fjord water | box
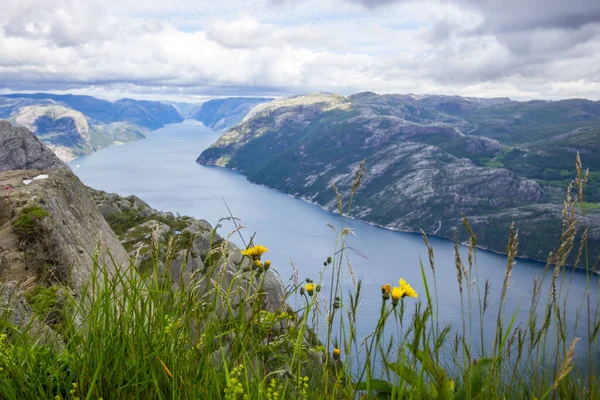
[70,120,598,366]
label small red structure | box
[4,186,9,191]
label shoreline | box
[200,162,598,275]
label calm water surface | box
[70,120,599,368]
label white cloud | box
[0,0,599,100]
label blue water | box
[70,120,599,370]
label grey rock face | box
[0,120,69,172]
[0,169,129,292]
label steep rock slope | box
[0,169,128,290]
[0,120,69,171]
[198,93,600,265]
[0,93,184,161]
[191,97,273,131]
[1,122,126,291]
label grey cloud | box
[463,0,600,33]
[346,0,600,32]
[394,0,600,88]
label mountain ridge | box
[197,92,600,266]
[1,93,184,161]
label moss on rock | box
[12,206,48,241]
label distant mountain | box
[2,93,183,129]
[0,93,183,160]
[198,93,600,265]
[167,102,203,119]
[190,97,273,131]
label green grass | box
[482,159,505,168]
[579,201,600,210]
[23,286,66,334]
[0,162,599,399]
[12,206,48,241]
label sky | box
[1,0,600,102]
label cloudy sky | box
[1,0,600,101]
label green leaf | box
[386,361,420,387]
[454,358,494,400]
[355,379,393,394]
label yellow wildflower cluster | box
[69,382,80,400]
[382,278,418,306]
[298,376,309,398]
[0,333,9,373]
[224,364,249,400]
[164,316,183,335]
[266,378,283,400]
[251,259,272,271]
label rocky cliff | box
[198,93,600,266]
[0,169,128,290]
[0,120,69,171]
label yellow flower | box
[241,245,269,260]
[333,348,341,360]
[264,260,271,270]
[391,286,403,305]
[399,278,418,298]
[253,260,263,269]
[305,283,315,296]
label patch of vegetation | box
[121,226,154,253]
[105,209,143,236]
[12,206,48,241]
[24,285,66,333]
[173,229,195,253]
[579,201,600,210]
[106,208,193,240]
[478,157,505,168]
[154,214,189,232]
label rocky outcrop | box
[0,169,128,291]
[198,92,600,266]
[0,121,69,171]
[88,188,285,312]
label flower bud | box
[333,348,341,360]
[381,284,391,301]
